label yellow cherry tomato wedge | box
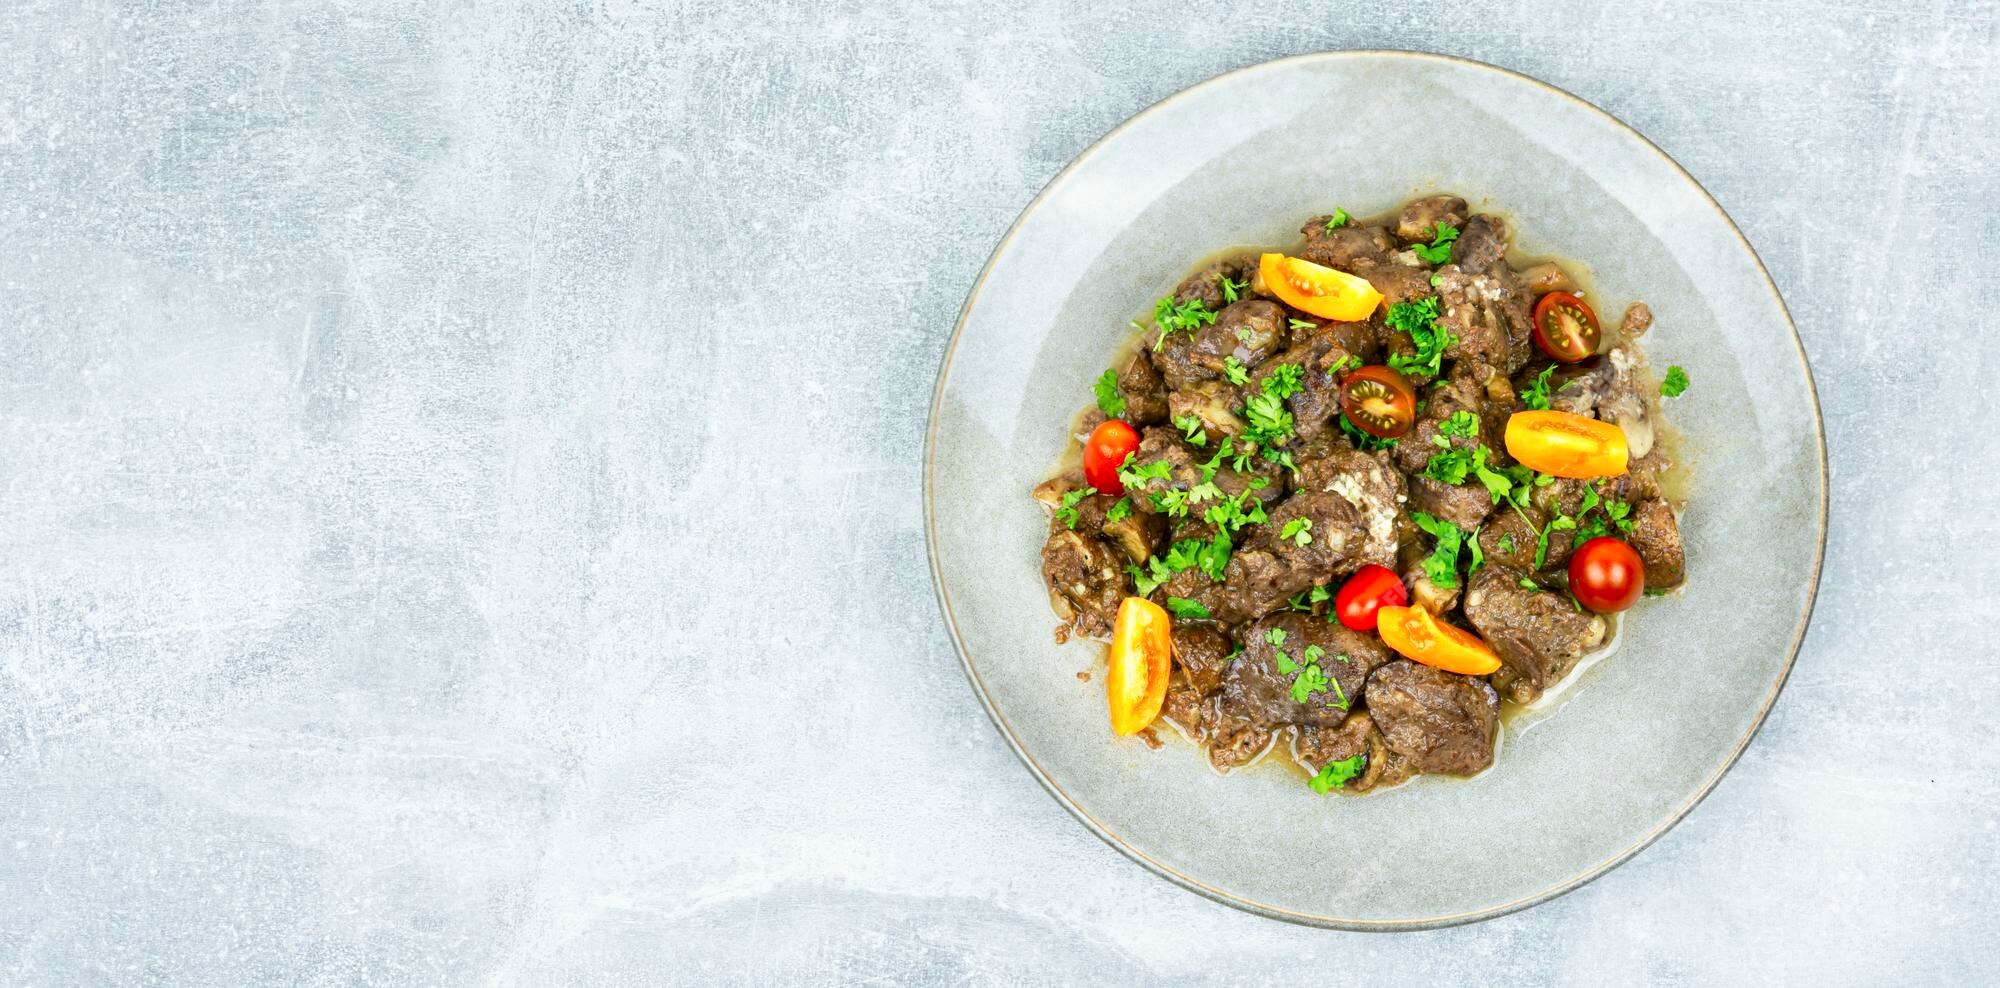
[1504,410,1630,479]
[1107,597,1173,736]
[1258,253,1384,322]
[1375,604,1503,676]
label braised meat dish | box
[1034,195,1691,794]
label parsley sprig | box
[1055,486,1096,529]
[1094,370,1125,419]
[1384,296,1456,379]
[1322,207,1351,234]
[1410,222,1460,265]
[1661,365,1690,397]
[1165,596,1211,620]
[1410,511,1471,589]
[1280,517,1313,548]
[1310,753,1367,794]
[1142,295,1219,351]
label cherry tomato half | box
[1334,564,1408,632]
[1569,537,1645,613]
[1531,291,1601,363]
[1504,410,1629,479]
[1339,365,1417,439]
[1107,597,1172,736]
[1258,253,1384,322]
[1083,420,1141,495]
[1375,604,1503,676]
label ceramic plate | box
[924,51,1824,929]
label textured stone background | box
[2,1,1994,983]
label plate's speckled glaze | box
[924,51,1824,929]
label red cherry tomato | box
[1569,537,1644,613]
[1338,365,1417,438]
[1531,291,1601,363]
[1083,420,1141,495]
[1335,564,1409,631]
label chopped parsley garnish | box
[1338,412,1398,451]
[1288,318,1317,333]
[1174,414,1208,447]
[1203,488,1268,535]
[1243,392,1293,446]
[1331,354,1362,376]
[1410,510,1470,590]
[1165,596,1211,620]
[1572,482,1637,542]
[1497,532,1516,554]
[1221,355,1250,386]
[1422,411,1482,484]
[1309,754,1367,794]
[1261,362,1304,400]
[1520,365,1558,411]
[1280,517,1313,547]
[1467,525,1484,574]
[1266,628,1287,647]
[1287,585,1332,611]
[1105,497,1133,523]
[1220,276,1246,304]
[1661,365,1690,398]
[1263,448,1298,477]
[1145,295,1219,350]
[1128,534,1231,595]
[1323,207,1351,233]
[1384,296,1456,379]
[1429,272,1444,288]
[1290,663,1332,704]
[1094,369,1125,419]
[1055,486,1096,529]
[1519,576,1542,591]
[1117,454,1174,496]
[1410,222,1460,265]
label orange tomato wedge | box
[1504,410,1630,479]
[1107,597,1172,736]
[1376,604,1503,676]
[1258,253,1384,322]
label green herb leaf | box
[1661,365,1690,398]
[1309,754,1367,794]
[1221,355,1250,386]
[1094,369,1126,419]
[1174,414,1208,447]
[1055,486,1096,529]
[1467,525,1484,574]
[1498,532,1516,554]
[1410,222,1460,265]
[1117,453,1174,494]
[1410,511,1468,590]
[1323,207,1351,233]
[1288,318,1317,333]
[1280,517,1313,547]
[1338,412,1399,451]
[1148,295,1219,350]
[1520,365,1558,411]
[1384,296,1457,379]
[1165,596,1211,620]
[1105,497,1133,523]
[1220,276,1246,304]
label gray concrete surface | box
[1,1,1994,983]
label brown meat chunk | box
[1153,299,1286,391]
[1293,710,1391,792]
[1364,660,1500,781]
[1041,529,1126,639]
[1462,565,1608,704]
[1115,349,1170,426]
[1628,498,1685,588]
[1216,613,1392,730]
[1396,195,1469,243]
